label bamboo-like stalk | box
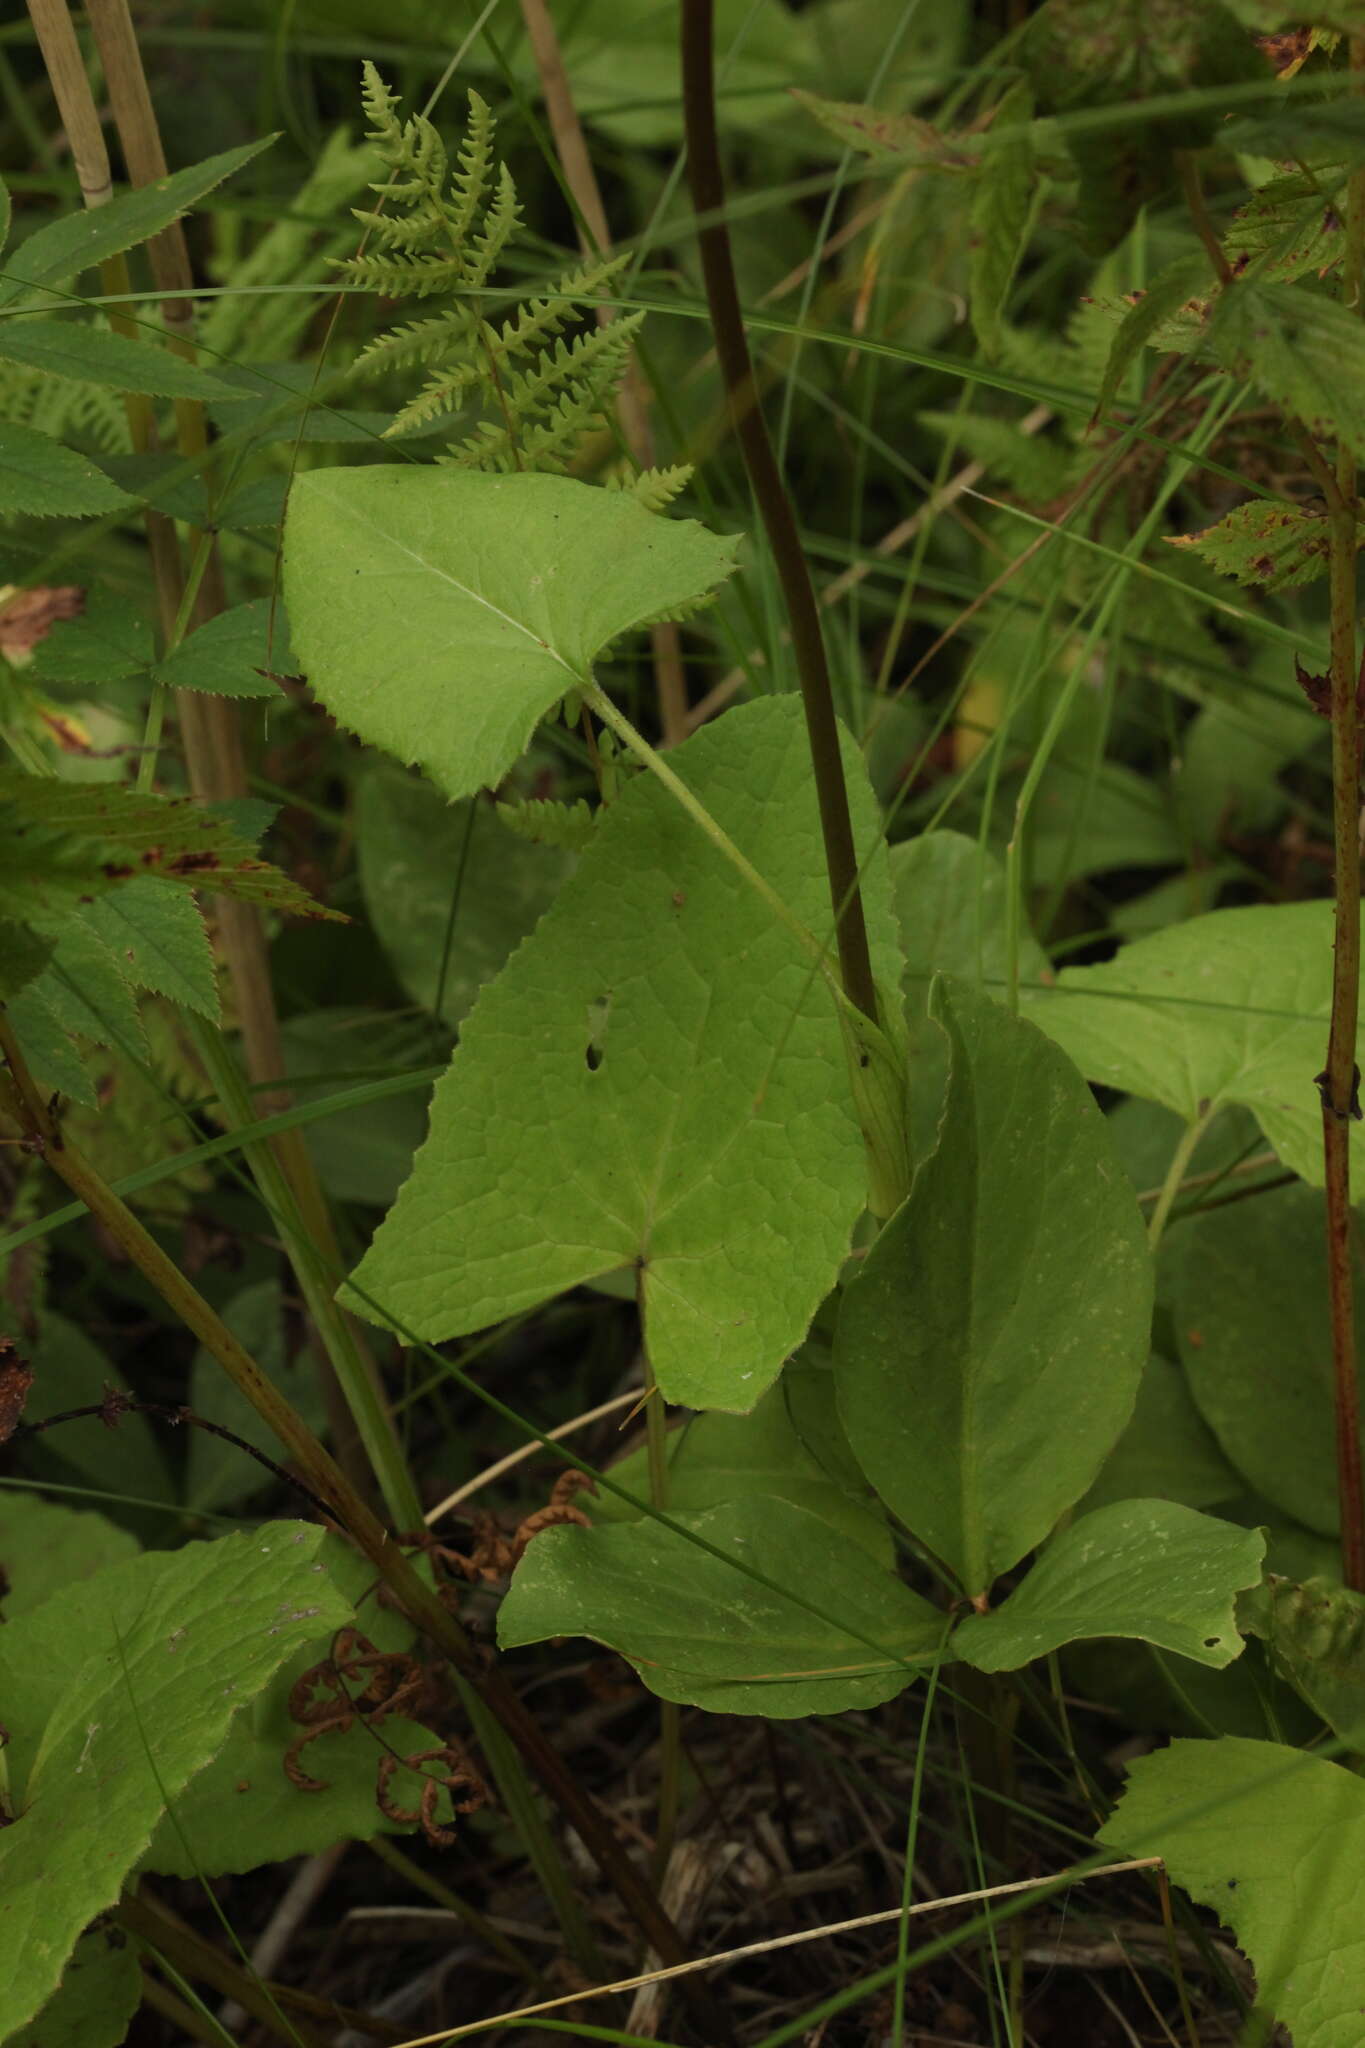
[1321,38,1365,1595]
[518,0,689,744]
[679,0,880,1026]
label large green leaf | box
[1171,1184,1356,1535]
[1214,280,1365,463]
[347,698,902,1411]
[836,976,1151,1597]
[3,1927,141,2048]
[0,1523,351,2035]
[1023,901,1358,1187]
[589,1382,891,1564]
[0,317,236,398]
[283,469,738,803]
[0,138,273,310]
[889,827,1049,1157]
[357,761,571,1030]
[498,1496,941,1717]
[953,1500,1263,1672]
[1103,1737,1365,2048]
[1079,1353,1241,1515]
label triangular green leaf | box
[26,588,153,685]
[1023,901,1362,1187]
[81,878,218,1020]
[1103,1737,1365,2048]
[953,1500,1263,1672]
[1224,172,1345,284]
[1093,254,1212,417]
[153,598,289,700]
[835,976,1151,1597]
[347,698,901,1411]
[0,317,237,399]
[0,1523,351,2035]
[283,468,739,801]
[498,1496,941,1717]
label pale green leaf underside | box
[1023,901,1364,1187]
[0,1523,350,2034]
[1104,1737,1365,2048]
[283,468,739,801]
[952,1500,1264,1672]
[498,1496,940,1717]
[836,977,1152,1597]
[347,698,902,1411]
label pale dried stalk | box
[518,0,688,743]
[387,1857,1166,2048]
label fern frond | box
[359,59,404,152]
[624,465,694,513]
[332,248,469,297]
[448,90,496,250]
[465,163,523,291]
[480,252,629,372]
[385,359,482,437]
[353,308,479,380]
[495,795,596,851]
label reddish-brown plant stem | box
[1321,38,1365,1595]
[679,0,879,1024]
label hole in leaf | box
[585,992,612,1072]
[1203,1637,1221,1648]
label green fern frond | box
[495,795,596,851]
[625,465,694,513]
[340,71,642,476]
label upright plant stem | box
[0,1025,704,1997]
[1323,39,1365,1595]
[1147,1103,1215,1253]
[679,0,879,1026]
[640,1333,681,1885]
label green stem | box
[679,0,879,1027]
[187,1015,422,1530]
[642,1350,680,1886]
[1147,1103,1216,1253]
[1322,34,1365,1596]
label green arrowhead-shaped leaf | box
[1167,495,1342,592]
[1171,1184,1359,1536]
[153,599,288,699]
[498,1496,941,1716]
[588,1382,891,1563]
[0,421,134,519]
[283,469,739,801]
[5,1927,140,2048]
[953,1500,1263,1672]
[1240,1574,1365,1748]
[1023,901,1361,1187]
[0,317,237,398]
[80,878,218,1020]
[0,1523,351,2035]
[346,698,902,1410]
[836,976,1151,1597]
[1103,1737,1365,2048]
